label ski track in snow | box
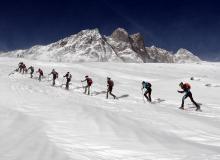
[0,57,220,160]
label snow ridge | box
[1,28,201,63]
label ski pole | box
[47,75,50,82]
[61,78,65,88]
[142,89,145,103]
[90,85,93,96]
[81,81,84,93]
[81,81,84,88]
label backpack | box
[184,83,191,89]
[87,78,93,85]
[144,82,151,88]
[39,70,43,75]
[108,80,114,87]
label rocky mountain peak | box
[129,33,146,51]
[111,28,129,42]
[174,48,201,63]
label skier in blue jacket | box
[142,81,152,102]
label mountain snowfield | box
[1,28,201,63]
[0,57,220,160]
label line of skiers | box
[14,62,117,99]
[141,81,200,111]
[11,62,201,111]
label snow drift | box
[0,57,219,160]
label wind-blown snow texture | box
[1,28,201,63]
[0,57,220,160]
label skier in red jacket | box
[49,69,58,86]
[36,68,43,81]
[178,82,200,111]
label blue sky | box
[0,0,220,60]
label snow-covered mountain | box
[1,28,201,63]
[174,48,201,63]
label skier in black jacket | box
[49,69,58,86]
[141,81,152,102]
[28,66,34,78]
[106,77,116,99]
[63,72,72,90]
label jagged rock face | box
[146,46,174,63]
[111,28,129,43]
[130,33,145,51]
[129,33,150,62]
[109,29,151,62]
[1,28,201,63]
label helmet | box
[85,75,88,78]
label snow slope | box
[0,57,220,160]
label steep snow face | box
[174,48,201,63]
[1,28,201,63]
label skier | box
[141,81,152,102]
[63,72,72,90]
[81,75,93,95]
[28,66,34,78]
[18,62,23,73]
[106,77,116,99]
[23,64,28,74]
[178,82,200,111]
[49,69,58,86]
[20,63,26,74]
[36,68,43,81]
